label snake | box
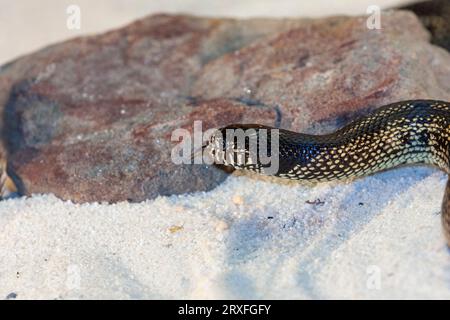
[1,99,450,245]
[204,99,450,246]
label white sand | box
[1,166,449,299]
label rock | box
[402,0,450,52]
[0,12,450,203]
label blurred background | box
[0,0,421,65]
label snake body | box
[205,100,450,245]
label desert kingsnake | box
[204,100,450,246]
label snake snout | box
[204,124,276,170]
[204,127,246,167]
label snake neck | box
[277,100,450,181]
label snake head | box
[204,124,278,172]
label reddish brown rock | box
[0,12,449,203]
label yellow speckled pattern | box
[279,100,450,181]
[207,100,450,246]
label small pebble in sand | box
[215,220,229,232]
[305,199,325,206]
[232,195,244,205]
[168,225,184,233]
